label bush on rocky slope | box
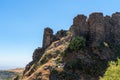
[69,36,86,51]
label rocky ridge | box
[22,12,120,80]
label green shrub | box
[101,58,120,80]
[69,36,86,51]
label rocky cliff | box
[21,12,120,80]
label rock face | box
[69,12,120,47]
[55,30,67,40]
[42,27,54,48]
[70,15,88,37]
[32,47,44,61]
[104,16,113,43]
[111,12,120,45]
[88,13,105,47]
[42,28,67,49]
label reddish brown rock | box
[70,15,88,37]
[88,13,105,47]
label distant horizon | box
[0,66,24,70]
[0,0,120,70]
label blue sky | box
[0,0,120,70]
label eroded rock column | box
[43,27,54,48]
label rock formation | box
[55,29,67,40]
[32,47,44,61]
[42,13,120,48]
[70,15,88,37]
[88,13,105,47]
[111,12,120,45]
[42,28,67,49]
[104,15,113,43]
[42,27,54,48]
[70,12,120,47]
[22,12,120,80]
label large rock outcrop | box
[22,12,120,80]
[70,15,88,37]
[88,13,105,47]
[42,28,67,49]
[69,12,120,47]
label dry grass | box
[23,36,71,80]
[25,59,56,80]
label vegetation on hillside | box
[101,58,120,80]
[69,36,86,51]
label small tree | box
[69,36,86,51]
